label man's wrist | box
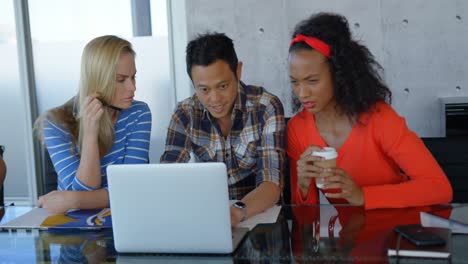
[233,201,247,222]
[231,206,243,224]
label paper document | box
[420,205,468,234]
[0,207,112,230]
[230,201,281,230]
[0,208,51,229]
[387,226,451,259]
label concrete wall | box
[184,0,468,137]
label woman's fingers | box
[322,169,351,186]
[298,167,326,178]
[90,103,104,120]
[297,163,323,175]
[306,155,325,163]
[297,156,325,172]
[321,168,364,205]
[324,192,341,199]
[81,96,105,131]
[36,196,44,207]
[88,97,103,114]
[297,146,327,184]
[300,145,324,159]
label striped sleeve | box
[123,103,152,164]
[43,120,94,191]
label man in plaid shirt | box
[160,33,286,226]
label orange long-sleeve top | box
[287,102,453,209]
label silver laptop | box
[107,162,249,254]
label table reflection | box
[0,204,461,263]
[290,204,452,263]
[37,230,113,263]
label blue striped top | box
[43,100,152,191]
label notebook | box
[0,208,111,230]
[387,227,451,259]
[106,162,249,254]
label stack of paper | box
[229,200,281,230]
[0,208,112,230]
[387,227,451,259]
[236,205,281,230]
[420,205,468,234]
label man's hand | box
[230,206,243,227]
[230,181,280,227]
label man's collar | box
[233,81,247,114]
[191,94,209,120]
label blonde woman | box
[35,35,152,213]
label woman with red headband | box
[287,13,452,209]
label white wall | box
[183,0,468,137]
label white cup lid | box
[312,147,338,160]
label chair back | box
[41,147,58,194]
[422,137,468,203]
[282,118,291,205]
[1,145,6,206]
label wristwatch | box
[233,201,247,222]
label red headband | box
[290,34,331,58]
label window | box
[1,0,174,203]
[0,0,36,202]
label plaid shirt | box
[160,82,286,199]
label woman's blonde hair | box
[35,35,135,157]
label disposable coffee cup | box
[312,147,338,189]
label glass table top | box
[1,204,467,263]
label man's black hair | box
[186,32,239,79]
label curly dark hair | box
[186,32,239,80]
[289,12,392,119]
